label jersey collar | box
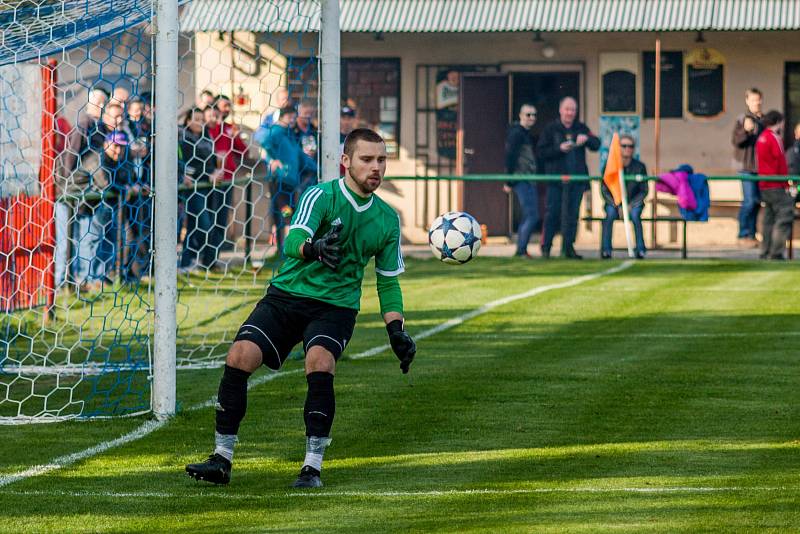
[338,178,374,212]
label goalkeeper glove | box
[302,222,342,270]
[386,319,416,374]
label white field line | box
[0,262,632,488]
[350,261,634,361]
[0,370,299,488]
[1,486,796,500]
[457,331,800,341]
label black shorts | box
[234,286,358,370]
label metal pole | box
[320,0,341,182]
[152,0,178,420]
[652,36,662,249]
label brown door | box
[458,74,510,236]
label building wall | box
[341,30,800,247]
[192,30,800,247]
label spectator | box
[259,105,317,251]
[600,134,649,259]
[339,105,358,176]
[197,89,216,109]
[56,87,107,288]
[73,132,133,290]
[756,110,793,260]
[503,102,540,258]
[537,96,600,259]
[207,94,248,259]
[787,123,800,176]
[732,88,764,248]
[124,96,151,182]
[179,107,219,272]
[340,104,357,146]
[261,87,290,130]
[111,86,130,106]
[293,98,319,191]
[52,99,73,289]
[62,87,109,175]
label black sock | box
[304,372,335,437]
[215,364,251,436]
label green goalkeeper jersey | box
[271,178,405,310]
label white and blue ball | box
[428,211,482,264]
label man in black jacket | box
[600,134,648,259]
[504,103,539,258]
[537,97,600,259]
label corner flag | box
[602,133,634,257]
[603,133,623,205]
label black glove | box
[387,319,416,374]
[302,222,342,270]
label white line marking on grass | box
[459,331,800,341]
[350,261,634,360]
[0,370,300,488]
[1,486,796,500]
[1,261,632,488]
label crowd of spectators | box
[53,85,344,292]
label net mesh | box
[0,0,323,423]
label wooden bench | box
[581,215,689,259]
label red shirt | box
[756,129,789,190]
[207,122,248,181]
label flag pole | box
[618,169,634,258]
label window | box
[342,58,401,157]
[600,52,638,114]
[686,48,724,118]
[643,51,683,119]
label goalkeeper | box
[186,128,416,488]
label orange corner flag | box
[603,133,623,205]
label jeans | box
[601,203,646,254]
[208,183,233,258]
[180,190,214,268]
[54,202,70,287]
[124,196,152,281]
[737,175,760,238]
[511,181,540,255]
[73,202,114,283]
[542,182,585,253]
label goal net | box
[0,0,325,423]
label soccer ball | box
[428,211,482,264]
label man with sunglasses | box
[600,134,649,259]
[504,103,541,258]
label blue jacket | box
[255,122,317,188]
[680,172,710,221]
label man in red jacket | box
[756,110,795,260]
[207,95,249,261]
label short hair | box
[128,95,145,106]
[343,128,384,158]
[91,87,110,99]
[183,107,205,126]
[104,102,123,113]
[745,87,763,98]
[619,133,635,145]
[762,110,784,127]
[201,89,215,98]
[519,102,536,112]
[279,105,297,118]
[559,96,577,107]
[214,94,232,108]
[298,98,316,110]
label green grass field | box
[1,258,799,532]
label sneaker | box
[186,453,231,485]
[292,465,323,488]
[635,250,646,260]
[563,248,583,260]
[601,251,612,259]
[513,252,534,259]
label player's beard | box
[349,168,381,195]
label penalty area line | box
[0,261,632,488]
